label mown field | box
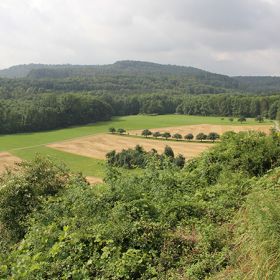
[0,115,273,178]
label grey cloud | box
[0,0,280,75]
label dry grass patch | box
[0,152,21,174]
[86,176,103,185]
[48,134,212,160]
[130,124,272,137]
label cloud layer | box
[0,0,279,75]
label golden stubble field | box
[0,152,21,174]
[48,134,213,159]
[48,124,272,161]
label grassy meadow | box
[0,115,272,178]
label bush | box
[184,133,194,141]
[163,145,175,158]
[0,157,71,246]
[141,129,152,138]
[207,132,220,142]
[117,128,126,134]
[196,133,207,142]
[172,133,182,141]
[162,132,171,140]
[152,131,161,138]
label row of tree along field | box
[1,91,280,134]
[109,127,220,142]
[2,131,280,278]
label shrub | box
[153,131,161,138]
[162,132,171,140]
[141,129,152,138]
[117,128,126,135]
[172,133,182,141]
[184,133,194,141]
[109,127,116,133]
[196,133,207,142]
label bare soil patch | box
[48,134,213,160]
[130,124,272,137]
[0,152,21,174]
[86,176,104,185]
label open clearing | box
[48,134,213,159]
[130,124,272,136]
[0,152,21,174]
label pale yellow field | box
[48,134,213,160]
[130,124,272,137]
[86,176,104,185]
[0,152,21,174]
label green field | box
[0,115,272,178]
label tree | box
[238,116,246,123]
[109,127,116,134]
[172,133,182,141]
[152,131,161,138]
[196,133,207,142]
[142,129,152,138]
[255,115,264,123]
[184,133,194,141]
[276,111,280,122]
[174,154,185,168]
[162,132,171,140]
[207,132,220,142]
[229,117,234,122]
[164,145,174,158]
[117,128,126,135]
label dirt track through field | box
[130,124,272,137]
[48,134,213,160]
[0,152,21,174]
[86,176,103,185]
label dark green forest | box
[1,131,280,279]
[1,61,280,134]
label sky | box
[0,0,279,76]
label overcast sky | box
[0,0,280,75]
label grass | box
[0,115,271,151]
[13,146,106,177]
[0,114,272,177]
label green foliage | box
[162,132,171,140]
[141,129,152,138]
[196,132,207,141]
[109,127,116,133]
[163,145,175,158]
[238,116,247,123]
[152,131,161,138]
[117,128,126,135]
[172,133,182,141]
[255,115,264,123]
[207,132,220,142]
[0,157,71,247]
[1,132,280,279]
[184,133,194,141]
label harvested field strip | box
[48,134,213,160]
[0,152,21,174]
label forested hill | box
[1,60,280,94]
[0,61,240,95]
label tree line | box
[0,94,112,134]
[2,91,280,134]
